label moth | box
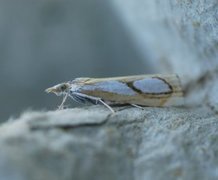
[45,74,183,113]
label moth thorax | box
[70,84,80,92]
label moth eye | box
[60,84,67,91]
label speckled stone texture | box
[0,106,217,180]
[112,0,218,108]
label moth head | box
[45,83,71,96]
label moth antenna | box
[98,99,115,113]
[58,93,68,110]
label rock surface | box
[0,106,217,180]
[112,0,218,108]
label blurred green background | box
[1,0,153,120]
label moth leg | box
[58,93,68,110]
[131,104,145,110]
[73,92,115,113]
[98,99,115,113]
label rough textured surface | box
[0,106,217,180]
[112,0,218,108]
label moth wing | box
[74,74,183,106]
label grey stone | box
[0,106,217,180]
[111,0,218,109]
